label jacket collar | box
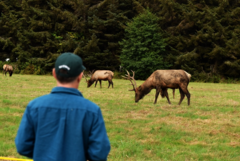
[51,87,83,97]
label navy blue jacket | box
[15,87,110,161]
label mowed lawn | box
[0,74,240,160]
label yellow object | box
[0,157,33,161]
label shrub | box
[119,9,169,80]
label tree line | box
[1,0,240,81]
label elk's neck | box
[90,77,96,82]
[141,81,154,95]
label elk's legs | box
[163,89,171,104]
[178,88,185,105]
[185,89,190,105]
[108,80,113,88]
[94,80,98,87]
[178,87,190,105]
[154,88,160,104]
[173,89,175,99]
[99,80,102,88]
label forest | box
[1,0,240,81]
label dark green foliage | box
[144,0,240,79]
[86,0,139,71]
[0,0,22,62]
[0,0,141,73]
[0,0,85,73]
[119,9,169,79]
[1,0,240,81]
[77,34,102,70]
[0,61,5,71]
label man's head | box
[53,52,86,86]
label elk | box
[123,70,190,105]
[172,71,191,99]
[84,70,114,88]
[3,64,13,77]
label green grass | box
[0,74,240,160]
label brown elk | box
[123,70,190,105]
[84,70,114,88]
[172,71,191,99]
[3,64,13,77]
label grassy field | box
[0,74,240,161]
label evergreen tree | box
[119,9,168,79]
[0,0,143,74]
[140,0,240,79]
[3,0,240,79]
[0,0,23,62]
[0,0,88,74]
[86,0,139,70]
[78,34,103,70]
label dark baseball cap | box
[55,52,86,78]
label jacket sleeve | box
[87,108,111,161]
[15,106,35,158]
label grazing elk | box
[84,70,114,88]
[3,64,13,77]
[123,70,190,105]
[172,71,191,99]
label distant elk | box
[172,71,191,99]
[123,70,190,105]
[3,64,13,77]
[84,70,114,88]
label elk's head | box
[123,70,144,102]
[83,70,95,88]
[87,80,94,88]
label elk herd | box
[84,69,191,106]
[2,63,191,105]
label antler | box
[85,70,95,78]
[83,71,88,82]
[89,70,95,75]
[122,70,137,91]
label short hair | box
[56,69,78,83]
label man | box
[15,52,111,161]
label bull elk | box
[84,70,114,88]
[172,71,191,99]
[123,70,190,105]
[3,64,13,77]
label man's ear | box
[52,68,57,79]
[77,72,83,82]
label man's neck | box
[56,82,79,89]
